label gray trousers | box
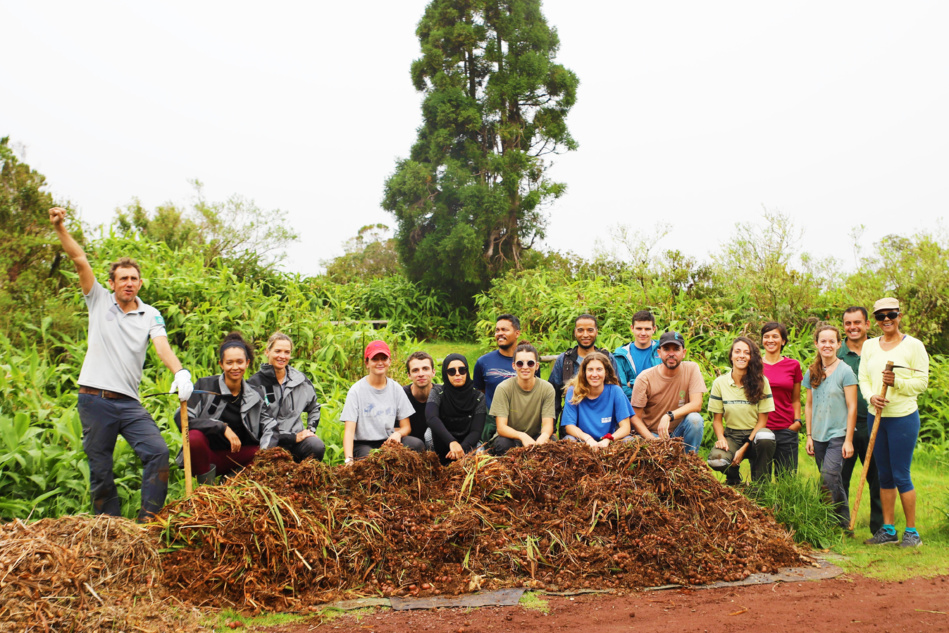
[77,392,169,521]
[813,436,851,528]
[288,436,326,462]
[770,428,800,475]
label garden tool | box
[850,361,894,531]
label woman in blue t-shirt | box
[561,352,634,449]
[803,325,857,530]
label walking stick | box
[180,401,193,498]
[849,360,893,531]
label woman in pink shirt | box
[761,322,803,476]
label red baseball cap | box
[364,340,392,360]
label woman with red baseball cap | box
[341,340,426,463]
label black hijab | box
[440,354,481,419]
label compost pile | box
[158,441,807,611]
[0,515,206,632]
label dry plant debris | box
[0,514,206,631]
[157,441,808,612]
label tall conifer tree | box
[384,0,578,304]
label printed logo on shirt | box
[601,417,613,424]
[155,315,166,326]
[678,389,686,407]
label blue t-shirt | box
[473,350,517,408]
[560,384,634,439]
[629,344,657,378]
[803,363,858,442]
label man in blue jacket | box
[614,310,661,400]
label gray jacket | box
[175,374,278,449]
[248,364,321,449]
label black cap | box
[658,331,685,349]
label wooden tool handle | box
[850,360,893,530]
[180,401,193,498]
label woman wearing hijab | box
[425,353,486,464]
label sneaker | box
[899,531,923,548]
[863,528,899,545]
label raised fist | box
[49,207,67,227]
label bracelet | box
[344,457,353,464]
[602,433,614,441]
[743,437,752,447]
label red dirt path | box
[265,576,949,633]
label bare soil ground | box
[265,575,949,633]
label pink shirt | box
[762,357,802,430]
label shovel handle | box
[850,360,893,530]
[180,401,193,498]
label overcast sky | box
[3,1,947,276]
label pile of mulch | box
[0,515,206,632]
[157,441,809,612]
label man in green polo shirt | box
[837,306,883,534]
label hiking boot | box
[707,458,730,470]
[863,527,899,545]
[197,464,217,486]
[899,531,923,548]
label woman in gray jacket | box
[248,332,325,462]
[176,332,277,484]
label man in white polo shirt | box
[50,207,193,521]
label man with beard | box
[403,351,436,449]
[629,331,707,453]
[474,314,537,442]
[837,306,884,535]
[549,314,618,426]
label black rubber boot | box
[197,464,217,485]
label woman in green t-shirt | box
[706,336,776,485]
[803,325,857,531]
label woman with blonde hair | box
[561,352,634,449]
[803,325,857,531]
[249,331,324,462]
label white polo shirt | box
[77,280,167,400]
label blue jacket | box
[613,340,661,399]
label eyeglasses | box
[874,311,900,321]
[515,359,537,368]
[446,366,468,376]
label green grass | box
[518,591,550,613]
[422,339,486,370]
[208,609,307,631]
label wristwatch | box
[666,411,675,423]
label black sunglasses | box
[874,311,900,321]
[446,366,468,376]
[515,359,537,368]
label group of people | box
[51,207,930,547]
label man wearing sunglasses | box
[836,306,883,536]
[549,314,619,428]
[489,343,556,455]
[474,314,538,442]
[629,331,707,453]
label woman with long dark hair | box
[859,298,929,547]
[176,332,277,484]
[706,337,776,485]
[425,353,485,465]
[760,321,804,475]
[803,325,857,531]
[561,352,633,449]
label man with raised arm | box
[49,206,193,521]
[837,306,884,535]
[614,310,662,400]
[629,331,707,453]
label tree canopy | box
[383,0,578,305]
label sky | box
[3,1,947,276]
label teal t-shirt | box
[803,363,857,442]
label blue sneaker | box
[899,531,923,548]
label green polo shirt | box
[708,374,775,431]
[837,344,870,423]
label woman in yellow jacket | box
[858,298,929,547]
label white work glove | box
[171,369,193,402]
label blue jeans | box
[651,412,704,453]
[813,436,851,528]
[77,393,169,520]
